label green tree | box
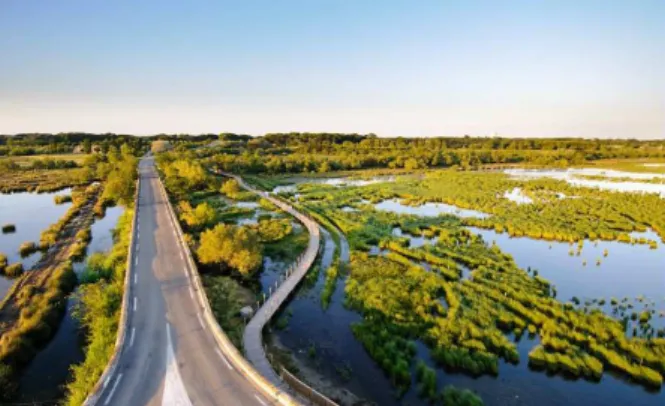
[197,224,262,276]
[178,201,216,229]
[220,179,241,198]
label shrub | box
[441,385,483,406]
[2,224,16,234]
[54,194,72,204]
[19,241,38,257]
[4,263,24,277]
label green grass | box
[202,275,254,348]
[63,209,133,406]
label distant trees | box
[197,224,262,276]
[205,133,665,175]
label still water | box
[0,189,73,297]
[274,198,664,406]
[14,206,124,404]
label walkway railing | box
[218,170,339,406]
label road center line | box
[253,394,268,406]
[134,273,137,285]
[133,297,138,312]
[104,373,123,406]
[215,348,234,371]
[196,313,205,330]
[134,257,138,267]
[129,327,136,347]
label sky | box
[1,1,663,138]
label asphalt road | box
[98,157,270,406]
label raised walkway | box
[218,171,321,388]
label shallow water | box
[374,198,490,219]
[275,221,665,406]
[272,175,396,194]
[506,168,665,198]
[503,187,534,204]
[14,206,124,404]
[0,189,73,298]
[469,227,665,331]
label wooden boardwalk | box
[219,172,321,389]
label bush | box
[19,241,38,257]
[441,385,483,406]
[4,263,24,277]
[54,194,73,205]
[2,224,16,234]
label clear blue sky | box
[1,1,663,138]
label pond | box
[13,206,124,404]
[374,198,490,219]
[273,220,665,406]
[0,189,73,298]
[506,168,665,198]
[468,227,665,332]
[272,175,396,194]
[503,187,534,204]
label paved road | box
[97,157,270,406]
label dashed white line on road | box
[135,257,138,266]
[133,297,138,312]
[189,287,195,300]
[196,313,205,330]
[215,348,234,371]
[130,327,136,347]
[134,273,137,285]
[254,394,268,406]
[104,373,123,405]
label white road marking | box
[133,297,137,312]
[134,257,138,267]
[163,324,193,406]
[129,327,136,347]
[215,348,234,371]
[180,251,184,261]
[104,373,123,405]
[137,231,140,240]
[196,313,206,330]
[134,273,138,285]
[189,287,195,300]
[254,394,268,406]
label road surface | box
[97,157,270,406]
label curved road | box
[96,157,271,406]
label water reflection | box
[374,198,490,219]
[272,176,396,194]
[15,207,124,404]
[0,189,73,298]
[506,168,665,198]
